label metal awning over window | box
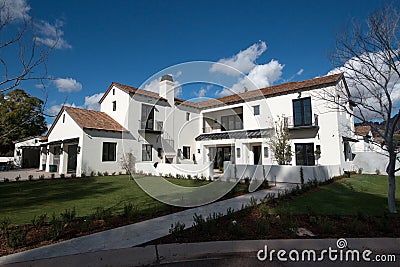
[42,137,79,146]
[195,128,272,141]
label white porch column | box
[45,145,51,172]
[58,144,66,174]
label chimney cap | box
[161,74,173,82]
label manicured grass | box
[0,175,212,225]
[273,174,400,215]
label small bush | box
[244,177,250,185]
[0,217,11,235]
[7,229,28,249]
[256,219,269,235]
[60,208,76,224]
[259,204,270,219]
[97,171,103,176]
[71,173,76,178]
[300,167,304,184]
[48,214,65,240]
[103,171,109,176]
[169,221,185,238]
[39,174,45,180]
[249,196,258,207]
[81,172,86,178]
[4,178,9,182]
[31,213,47,227]
[317,216,335,234]
[187,174,192,180]
[358,168,363,175]
[28,174,33,181]
[60,173,65,179]
[227,220,244,237]
[123,202,137,220]
[118,171,122,175]
[112,172,116,176]
[375,169,381,175]
[51,173,55,179]
[90,171,96,177]
[15,175,21,181]
[91,207,112,221]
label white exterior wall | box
[100,85,130,129]
[14,137,42,167]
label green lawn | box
[273,174,400,215]
[0,175,213,225]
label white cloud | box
[195,85,212,98]
[216,60,284,97]
[142,77,182,97]
[46,103,79,116]
[296,68,304,75]
[0,0,31,21]
[84,93,104,111]
[210,41,267,76]
[54,77,82,93]
[35,19,72,49]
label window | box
[183,146,190,159]
[157,148,163,158]
[264,147,269,158]
[62,114,65,123]
[292,97,312,126]
[141,104,154,130]
[236,147,241,158]
[142,144,152,161]
[253,105,260,115]
[221,114,243,131]
[186,112,190,121]
[295,143,315,166]
[102,142,116,161]
[112,101,116,111]
[112,88,115,95]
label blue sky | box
[2,0,383,124]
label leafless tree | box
[0,1,55,94]
[316,4,400,213]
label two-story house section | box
[194,73,354,170]
[39,72,354,176]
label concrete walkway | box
[2,238,400,266]
[0,183,295,265]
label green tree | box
[0,89,47,155]
[269,116,292,165]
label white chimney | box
[159,74,175,105]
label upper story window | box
[141,104,154,130]
[293,97,312,127]
[62,114,65,123]
[183,146,190,159]
[221,114,243,131]
[186,112,190,121]
[112,88,115,95]
[253,105,260,115]
[112,101,116,111]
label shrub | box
[7,229,28,249]
[118,171,122,175]
[71,173,76,178]
[48,214,65,240]
[227,220,244,237]
[4,178,9,182]
[60,173,65,179]
[375,168,381,175]
[39,174,45,180]
[97,171,103,176]
[31,213,47,227]
[244,177,250,185]
[90,171,96,177]
[60,208,76,224]
[317,216,335,234]
[112,172,116,176]
[123,203,137,220]
[249,196,258,207]
[226,207,235,217]
[81,172,86,178]
[187,174,192,180]
[0,217,11,236]
[262,179,269,188]
[169,221,185,238]
[256,219,269,235]
[259,204,270,219]
[103,171,109,176]
[358,168,363,175]
[50,173,55,179]
[15,175,21,181]
[91,207,112,221]
[28,174,33,181]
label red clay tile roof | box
[99,73,344,110]
[355,125,372,136]
[47,106,127,136]
[195,73,344,108]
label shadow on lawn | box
[0,178,122,211]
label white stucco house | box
[35,73,356,180]
[13,136,47,168]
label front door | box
[67,145,78,173]
[253,145,262,165]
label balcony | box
[284,114,319,130]
[138,120,163,134]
